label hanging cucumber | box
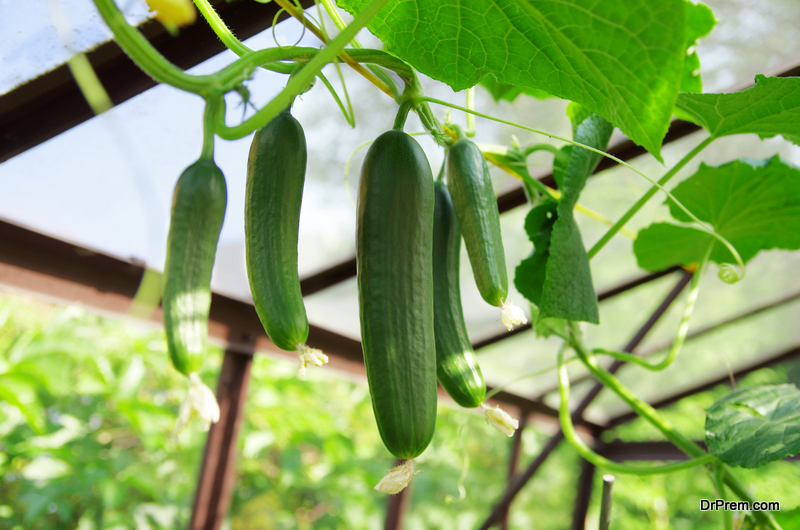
[446,134,527,330]
[432,180,486,408]
[357,129,437,467]
[245,110,327,376]
[432,180,518,436]
[162,158,227,377]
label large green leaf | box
[675,75,800,144]
[336,0,687,160]
[515,112,612,323]
[705,384,800,468]
[634,156,800,271]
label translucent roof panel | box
[1,0,151,95]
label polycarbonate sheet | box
[0,0,150,95]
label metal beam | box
[597,440,800,462]
[571,458,597,530]
[0,0,315,164]
[383,458,411,530]
[190,346,253,530]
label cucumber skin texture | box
[446,139,508,307]
[433,182,486,408]
[357,130,437,460]
[162,159,227,376]
[245,111,309,352]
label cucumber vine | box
[82,0,800,527]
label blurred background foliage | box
[0,292,798,529]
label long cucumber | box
[447,137,527,330]
[433,181,486,408]
[162,158,227,376]
[357,129,437,460]
[245,110,327,375]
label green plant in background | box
[0,293,579,528]
[0,295,211,528]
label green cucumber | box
[446,138,508,308]
[162,158,227,376]
[357,129,437,459]
[433,181,486,408]
[245,110,309,353]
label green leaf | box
[479,75,553,103]
[634,156,800,270]
[705,384,800,468]
[514,201,558,307]
[539,114,613,323]
[680,1,716,93]
[675,76,800,144]
[336,0,687,161]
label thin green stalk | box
[588,135,714,259]
[200,96,220,160]
[592,244,710,372]
[393,98,413,130]
[465,87,475,134]
[558,344,716,474]
[215,0,392,140]
[722,470,782,530]
[713,465,734,530]
[193,0,252,56]
[316,71,355,126]
[569,332,706,459]
[93,0,211,93]
[522,143,569,165]
[319,0,402,100]
[436,158,446,183]
[570,327,781,529]
[421,97,744,280]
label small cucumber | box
[433,181,486,408]
[245,110,309,353]
[446,138,508,308]
[357,129,437,459]
[162,158,227,376]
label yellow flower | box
[145,0,196,30]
